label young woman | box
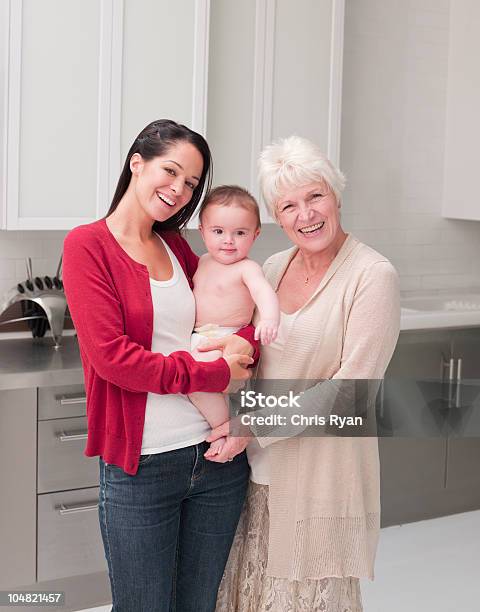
[63,120,257,612]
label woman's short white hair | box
[258,135,346,220]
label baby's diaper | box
[191,324,241,351]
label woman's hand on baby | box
[254,318,279,345]
[197,334,254,358]
[223,353,254,392]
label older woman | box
[205,135,400,611]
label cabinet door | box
[38,416,98,494]
[203,0,344,225]
[381,330,452,437]
[1,0,122,229]
[445,328,480,495]
[37,487,107,582]
[451,327,480,380]
[449,328,480,436]
[121,0,203,156]
[206,0,257,192]
[271,0,341,161]
[0,388,37,589]
[379,331,450,526]
[379,438,447,527]
[442,0,480,220]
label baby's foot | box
[204,436,227,457]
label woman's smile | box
[298,221,326,236]
[156,191,176,207]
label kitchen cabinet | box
[0,382,110,608]
[0,0,209,230]
[36,384,106,582]
[1,0,344,230]
[199,0,345,224]
[0,388,37,589]
[120,0,208,158]
[442,0,480,220]
[0,0,122,230]
[444,328,480,493]
[379,328,480,527]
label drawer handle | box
[58,501,98,516]
[57,431,88,442]
[58,394,86,406]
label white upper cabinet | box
[120,0,208,159]
[0,0,123,229]
[206,0,257,193]
[0,0,344,230]
[442,0,480,221]
[205,0,345,223]
[0,0,208,230]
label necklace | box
[304,270,322,284]
[303,264,330,284]
[295,252,330,285]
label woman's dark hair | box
[106,119,212,232]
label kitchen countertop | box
[2,293,480,390]
[400,292,480,331]
[0,335,83,390]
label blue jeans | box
[98,441,249,612]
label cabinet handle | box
[447,358,455,406]
[455,358,462,408]
[57,431,88,442]
[58,394,86,406]
[58,501,98,516]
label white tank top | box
[141,237,210,454]
[246,310,297,484]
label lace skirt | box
[216,482,363,612]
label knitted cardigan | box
[253,234,400,580]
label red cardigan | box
[63,218,258,475]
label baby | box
[189,185,280,457]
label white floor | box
[79,510,480,612]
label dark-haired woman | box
[63,120,257,612]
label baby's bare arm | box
[241,260,280,344]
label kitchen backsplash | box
[2,0,480,333]
[0,226,291,306]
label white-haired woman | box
[204,136,401,611]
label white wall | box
[340,0,480,293]
[0,231,67,298]
[0,225,291,302]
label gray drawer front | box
[38,384,87,420]
[38,417,97,493]
[37,487,107,582]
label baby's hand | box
[254,319,279,345]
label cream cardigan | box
[251,234,400,581]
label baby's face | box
[199,203,260,264]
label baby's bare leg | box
[189,345,229,456]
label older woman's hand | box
[197,333,254,358]
[204,418,253,463]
